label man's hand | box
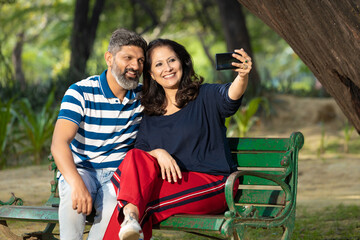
[149,149,182,183]
[51,119,92,215]
[71,180,93,215]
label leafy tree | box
[0,0,73,87]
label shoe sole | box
[120,231,140,240]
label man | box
[51,28,147,240]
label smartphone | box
[215,52,241,70]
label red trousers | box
[103,149,229,240]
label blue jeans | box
[58,168,117,240]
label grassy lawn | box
[151,204,360,240]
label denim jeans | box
[58,168,117,240]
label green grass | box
[152,204,360,240]
[240,204,360,240]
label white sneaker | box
[119,218,144,240]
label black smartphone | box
[215,52,241,70]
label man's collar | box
[99,70,116,98]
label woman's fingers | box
[151,148,182,183]
[161,166,166,180]
[231,49,252,75]
[232,49,252,72]
[166,167,172,182]
[174,162,182,180]
[161,161,182,183]
[168,161,182,182]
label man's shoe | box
[119,218,144,240]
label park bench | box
[0,131,304,240]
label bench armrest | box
[224,170,294,220]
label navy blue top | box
[135,83,242,175]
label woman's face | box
[149,46,183,90]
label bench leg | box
[23,223,58,240]
[0,220,22,240]
[232,225,245,240]
[281,211,295,240]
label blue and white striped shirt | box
[58,70,143,170]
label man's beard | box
[111,61,140,90]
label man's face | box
[110,45,145,90]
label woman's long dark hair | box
[141,39,203,116]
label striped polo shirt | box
[58,70,143,170]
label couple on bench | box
[51,28,252,240]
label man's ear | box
[104,51,113,68]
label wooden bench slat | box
[232,152,287,167]
[157,214,225,232]
[238,185,283,190]
[237,167,284,171]
[236,189,286,205]
[234,205,283,218]
[239,174,285,186]
[228,137,290,151]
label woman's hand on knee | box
[148,149,182,183]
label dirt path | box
[0,165,53,206]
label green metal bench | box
[0,132,304,240]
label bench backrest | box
[227,132,304,218]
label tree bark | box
[237,0,360,133]
[69,0,105,82]
[216,0,261,97]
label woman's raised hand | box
[232,49,252,77]
[148,149,182,183]
[227,48,252,100]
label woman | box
[104,39,252,240]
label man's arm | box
[51,119,93,215]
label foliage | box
[0,0,319,96]
[0,99,16,169]
[14,90,58,165]
[227,97,270,137]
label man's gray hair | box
[108,28,147,55]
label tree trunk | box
[69,0,105,83]
[237,0,360,133]
[216,0,261,97]
[12,32,26,91]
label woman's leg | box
[104,149,228,240]
[103,148,160,240]
[140,171,228,238]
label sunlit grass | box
[152,205,360,239]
